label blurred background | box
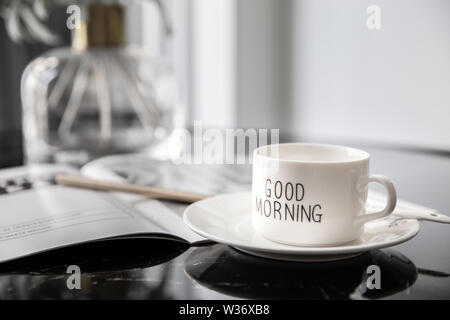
[0,0,449,168]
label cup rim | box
[254,143,370,164]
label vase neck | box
[72,4,125,51]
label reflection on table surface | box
[185,245,418,300]
[0,240,448,300]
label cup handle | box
[353,175,397,228]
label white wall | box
[291,0,450,149]
[183,0,296,131]
[236,0,295,132]
[190,0,237,128]
[144,0,450,150]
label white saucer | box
[183,192,420,262]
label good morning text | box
[255,179,323,223]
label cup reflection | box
[185,244,418,299]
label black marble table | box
[0,145,448,300]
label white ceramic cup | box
[252,143,397,246]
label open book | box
[0,164,210,264]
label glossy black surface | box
[0,145,449,299]
[185,245,418,299]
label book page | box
[0,185,166,263]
